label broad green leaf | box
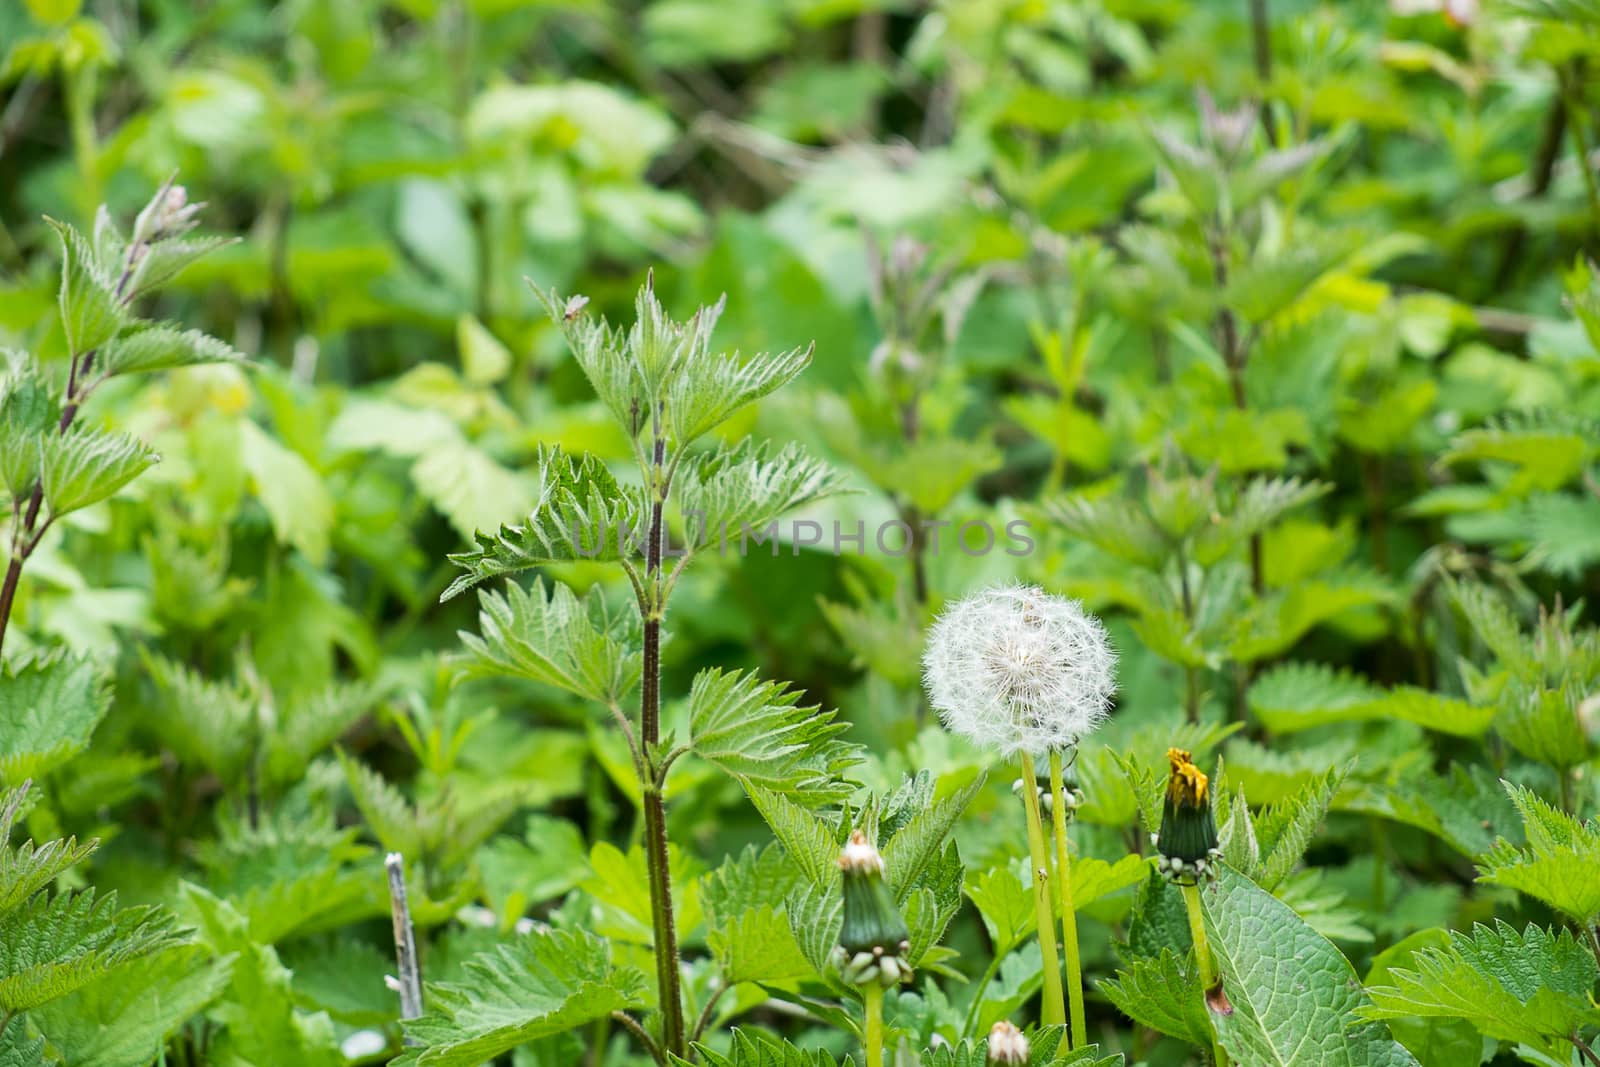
[784,877,843,978]
[0,1027,45,1067]
[397,929,648,1065]
[1476,782,1600,924]
[1038,492,1167,570]
[457,314,510,385]
[687,667,859,802]
[1361,931,1487,1067]
[0,785,96,919]
[411,435,537,542]
[700,844,807,930]
[46,218,125,355]
[0,351,56,499]
[95,324,245,377]
[39,429,158,518]
[1202,865,1420,1067]
[0,654,109,784]
[966,860,1032,953]
[456,578,641,706]
[1358,921,1600,1059]
[1441,413,1596,496]
[30,945,231,1067]
[1101,949,1210,1047]
[1069,853,1154,910]
[239,420,333,563]
[140,653,254,781]
[442,447,648,599]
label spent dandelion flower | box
[922,584,1114,1043]
[833,830,909,1067]
[923,584,1116,758]
[986,1020,1030,1065]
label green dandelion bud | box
[1156,747,1221,883]
[986,1020,1030,1065]
[832,830,912,988]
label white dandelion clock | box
[922,584,1116,757]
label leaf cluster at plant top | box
[2,0,1600,1065]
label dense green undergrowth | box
[2,0,1600,1065]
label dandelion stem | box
[863,983,886,1067]
[1019,751,1066,1026]
[1049,751,1087,1049]
[1181,882,1230,1067]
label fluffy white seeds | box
[923,584,1116,757]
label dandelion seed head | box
[922,583,1116,757]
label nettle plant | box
[0,185,244,1059]
[403,279,868,1063]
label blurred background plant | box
[3,0,1600,1063]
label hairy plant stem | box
[1181,883,1230,1067]
[639,424,686,1063]
[0,238,143,657]
[1049,752,1086,1049]
[862,983,886,1067]
[1018,751,1066,1026]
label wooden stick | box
[385,852,424,1030]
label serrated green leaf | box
[397,929,648,1066]
[882,775,983,906]
[1476,781,1600,924]
[688,667,858,802]
[1358,921,1600,1058]
[0,890,187,1014]
[1101,949,1210,1046]
[0,654,109,784]
[47,218,125,355]
[443,447,648,599]
[785,877,843,979]
[681,1028,847,1067]
[456,578,641,706]
[95,323,245,377]
[709,904,813,985]
[39,429,157,519]
[0,1026,46,1067]
[666,340,813,444]
[1248,663,1494,737]
[1254,764,1349,891]
[676,440,849,552]
[30,944,231,1067]
[746,785,842,887]
[1202,866,1420,1067]
[411,435,538,542]
[966,860,1033,954]
[1038,493,1167,570]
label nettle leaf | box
[94,323,245,378]
[746,785,844,887]
[785,877,843,978]
[1359,921,1600,1058]
[39,429,158,519]
[1202,865,1420,1067]
[1253,764,1349,892]
[127,235,238,300]
[29,944,231,1067]
[0,797,96,919]
[1476,782,1600,924]
[397,929,648,1066]
[708,904,814,985]
[882,775,984,906]
[701,844,808,928]
[1496,683,1588,771]
[443,448,648,599]
[1248,663,1494,738]
[180,884,344,1066]
[0,654,110,784]
[687,667,859,802]
[46,218,125,354]
[676,440,848,552]
[141,652,254,782]
[1337,764,1517,858]
[0,351,56,499]
[666,340,813,444]
[1039,493,1167,570]
[457,578,641,706]
[533,286,645,437]
[1441,412,1597,496]
[682,1028,847,1066]
[855,435,1004,516]
[1101,949,1210,1047]
[1228,568,1395,663]
[1190,477,1329,566]
[239,420,334,564]
[0,890,188,1014]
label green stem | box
[863,983,886,1067]
[1049,752,1087,1050]
[1181,882,1230,1067]
[960,949,1006,1039]
[1019,752,1066,1026]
